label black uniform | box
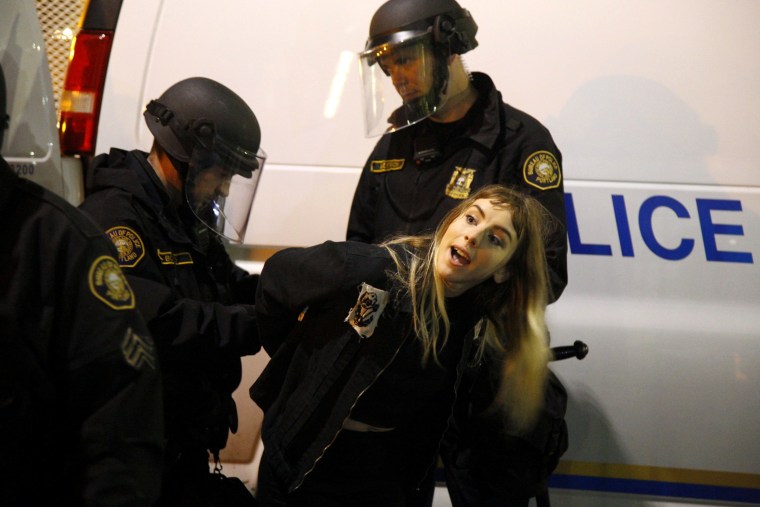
[348,72,567,301]
[79,148,260,503]
[0,157,164,506]
[348,72,569,506]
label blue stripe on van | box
[549,473,760,504]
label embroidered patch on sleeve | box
[344,283,389,339]
[89,255,136,310]
[523,151,562,190]
[445,167,476,199]
[370,159,405,173]
[121,327,157,370]
[106,226,145,268]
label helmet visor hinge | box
[145,100,174,126]
[188,119,215,150]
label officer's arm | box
[508,147,568,303]
[127,274,261,358]
[78,202,261,357]
[209,239,259,305]
[346,160,378,243]
[534,186,568,303]
[66,243,163,506]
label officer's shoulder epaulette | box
[506,118,522,132]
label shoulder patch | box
[106,226,145,268]
[345,283,389,339]
[523,151,562,190]
[88,255,136,310]
[445,167,477,199]
[370,159,405,173]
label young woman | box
[251,184,552,506]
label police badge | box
[445,167,476,199]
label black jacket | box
[79,148,259,460]
[347,72,567,302]
[251,241,480,495]
[0,157,164,506]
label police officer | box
[0,63,164,506]
[347,0,568,505]
[79,77,264,506]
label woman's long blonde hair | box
[383,184,552,430]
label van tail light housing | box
[59,30,114,156]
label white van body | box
[67,0,760,505]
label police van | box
[12,0,760,505]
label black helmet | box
[144,77,266,243]
[359,0,478,136]
[366,0,478,56]
[144,77,262,177]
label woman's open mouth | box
[450,246,470,266]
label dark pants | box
[257,429,418,507]
[156,446,211,507]
[444,459,530,507]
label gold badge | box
[157,249,194,265]
[89,255,136,310]
[445,167,476,199]
[523,151,562,190]
[106,226,145,268]
[370,159,405,173]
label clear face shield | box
[184,135,266,243]
[359,33,446,137]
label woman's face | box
[436,198,519,297]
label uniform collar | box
[414,72,502,152]
[462,72,503,150]
[88,149,198,247]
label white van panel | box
[92,0,760,504]
[244,164,361,247]
[551,181,760,470]
[97,0,760,188]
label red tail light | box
[59,30,114,156]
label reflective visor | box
[185,137,266,243]
[359,33,441,137]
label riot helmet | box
[144,77,266,243]
[359,0,478,137]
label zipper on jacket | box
[291,338,406,493]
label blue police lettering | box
[565,193,754,264]
[696,198,753,263]
[639,196,694,260]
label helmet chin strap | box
[431,58,477,123]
